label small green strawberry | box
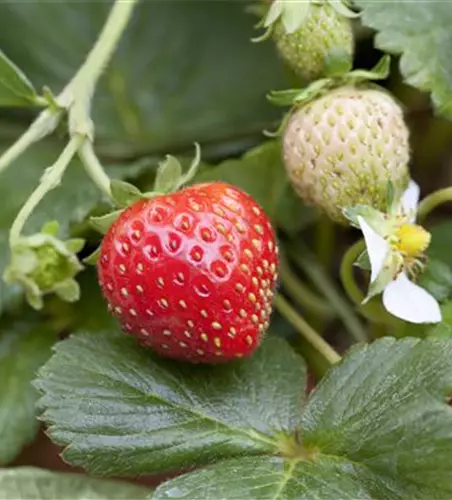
[282,85,410,224]
[252,0,356,83]
[273,3,354,82]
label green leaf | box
[0,49,40,107]
[41,220,59,236]
[281,0,311,34]
[329,0,360,19]
[0,467,151,499]
[268,78,331,108]
[0,316,55,464]
[89,210,124,235]
[263,0,284,28]
[65,238,85,254]
[152,456,401,500]
[355,0,452,119]
[342,204,387,231]
[417,221,452,301]
[36,334,306,476]
[0,140,148,312]
[54,278,80,303]
[193,141,316,233]
[83,247,102,266]
[354,250,371,271]
[0,1,288,157]
[419,258,452,302]
[267,89,309,107]
[426,302,452,339]
[110,180,143,208]
[348,54,391,81]
[177,143,202,188]
[429,220,452,266]
[153,156,183,193]
[300,337,452,498]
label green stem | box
[315,215,335,270]
[75,0,137,90]
[9,137,82,246]
[78,141,112,198]
[288,242,367,342]
[339,239,366,306]
[69,0,139,136]
[0,110,62,176]
[417,187,452,222]
[339,239,400,327]
[275,294,341,367]
[279,252,334,319]
[69,0,139,201]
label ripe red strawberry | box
[97,182,278,364]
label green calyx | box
[266,55,391,137]
[251,0,358,42]
[3,221,85,310]
[343,182,408,231]
[107,143,201,211]
[85,143,202,265]
[269,54,390,108]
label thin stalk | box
[78,141,112,198]
[339,239,366,306]
[275,294,341,369]
[315,215,335,270]
[418,187,452,222]
[279,252,334,319]
[69,0,139,132]
[289,242,368,342]
[339,240,400,327]
[9,137,82,245]
[0,110,62,176]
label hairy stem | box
[275,294,341,368]
[69,0,139,135]
[0,110,62,176]
[75,0,137,90]
[78,142,112,198]
[9,137,82,246]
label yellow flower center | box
[394,224,431,258]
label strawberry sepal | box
[268,55,391,110]
[3,221,84,310]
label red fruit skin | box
[97,182,278,364]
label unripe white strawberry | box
[272,3,354,82]
[282,86,410,224]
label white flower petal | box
[382,272,442,324]
[357,216,389,282]
[400,180,420,221]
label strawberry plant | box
[1,0,452,498]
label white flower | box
[350,181,441,324]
